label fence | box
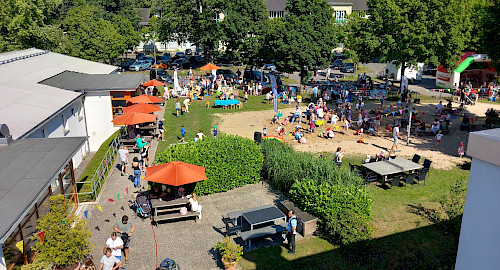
[73,127,126,202]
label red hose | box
[152,225,158,269]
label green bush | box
[155,135,263,195]
[261,140,363,192]
[31,195,92,267]
[289,179,372,245]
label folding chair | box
[412,154,421,164]
[403,173,416,189]
[422,159,432,177]
[415,169,427,186]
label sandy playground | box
[215,100,500,170]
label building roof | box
[327,0,368,11]
[0,48,118,139]
[39,71,146,91]
[267,0,287,11]
[0,137,86,244]
[139,8,151,26]
[467,128,500,167]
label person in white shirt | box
[105,232,124,261]
[391,123,401,152]
[196,130,205,140]
[188,193,202,219]
[435,131,443,148]
[118,145,129,176]
[183,98,190,113]
[99,248,122,270]
[436,101,443,115]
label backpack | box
[290,216,303,235]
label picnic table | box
[237,205,287,250]
[151,197,199,223]
[214,99,241,109]
[362,157,423,183]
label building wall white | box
[455,158,500,269]
[26,97,88,169]
[84,92,119,152]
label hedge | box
[289,179,372,245]
[155,135,263,195]
[261,140,364,192]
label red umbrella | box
[144,161,207,186]
[128,94,164,104]
[123,103,162,114]
[199,63,221,71]
[142,79,166,87]
[112,112,157,125]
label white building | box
[0,48,120,168]
[455,128,500,269]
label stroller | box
[157,258,180,270]
[134,192,151,219]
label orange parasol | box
[112,112,157,125]
[123,103,162,114]
[199,63,221,71]
[144,161,207,186]
[128,94,164,104]
[152,63,169,69]
[142,79,167,87]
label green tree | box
[481,0,500,69]
[113,14,141,52]
[344,11,380,66]
[264,0,338,84]
[63,4,123,63]
[221,0,268,65]
[31,195,91,267]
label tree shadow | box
[457,161,471,171]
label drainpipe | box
[80,92,91,153]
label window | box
[269,11,284,19]
[110,91,133,124]
[112,100,127,107]
[335,10,346,24]
[112,92,125,98]
[61,114,69,135]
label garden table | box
[362,158,423,184]
[239,206,287,250]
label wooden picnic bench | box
[239,224,287,249]
[151,198,200,223]
[280,200,318,237]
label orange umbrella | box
[128,94,163,104]
[199,63,221,71]
[112,112,157,125]
[142,79,166,87]
[123,103,162,114]
[144,161,207,186]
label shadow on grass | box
[457,161,471,171]
[241,217,460,270]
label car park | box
[156,56,171,66]
[130,60,152,71]
[189,56,207,68]
[170,58,190,69]
[150,68,173,83]
[175,52,185,58]
[341,63,355,73]
[331,59,344,69]
[118,59,135,71]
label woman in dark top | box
[132,157,142,188]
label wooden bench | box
[280,200,318,237]
[155,211,199,223]
[239,224,287,250]
[152,198,201,223]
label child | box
[458,142,465,158]
[435,131,443,148]
[175,100,181,117]
[244,91,248,103]
[263,125,268,137]
[179,125,186,142]
[213,125,218,138]
[309,121,315,133]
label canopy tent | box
[128,94,163,104]
[144,161,207,186]
[199,63,220,71]
[142,79,166,87]
[122,103,161,114]
[112,112,157,125]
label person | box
[291,106,302,124]
[265,92,271,104]
[277,110,283,121]
[131,157,142,188]
[149,185,166,200]
[244,91,248,103]
[334,147,344,168]
[196,129,205,140]
[140,142,150,171]
[99,248,122,270]
[135,134,147,149]
[213,125,218,138]
[391,123,401,152]
[435,131,443,148]
[105,232,124,261]
[179,125,186,142]
[194,134,200,142]
[436,101,443,115]
[364,155,371,164]
[175,100,181,117]
[458,142,465,158]
[158,118,166,141]
[310,121,315,133]
[312,85,318,103]
[113,216,135,264]
[188,193,202,219]
[286,210,297,254]
[118,145,129,176]
[177,187,185,198]
[183,98,190,113]
[263,125,268,136]
[163,85,170,100]
[430,119,441,135]
[326,128,334,138]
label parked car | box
[139,56,155,64]
[423,64,437,76]
[243,69,267,82]
[341,63,355,73]
[216,56,229,64]
[331,59,344,69]
[185,49,193,55]
[118,60,135,71]
[136,52,145,59]
[189,56,207,68]
[163,52,171,58]
[130,60,152,71]
[263,64,276,71]
[332,52,347,61]
[150,68,173,83]
[170,58,190,69]
[175,52,185,58]
[216,69,237,80]
[155,55,171,66]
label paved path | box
[82,105,287,270]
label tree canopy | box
[481,0,500,69]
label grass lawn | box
[239,154,469,269]
[155,91,294,155]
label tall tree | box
[221,0,268,66]
[344,11,380,65]
[265,0,338,84]
[481,0,500,69]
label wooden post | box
[58,172,64,195]
[69,160,78,206]
[18,225,27,265]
